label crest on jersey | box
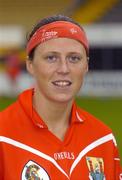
[21,160,50,180]
[86,156,106,180]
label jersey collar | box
[18,88,84,129]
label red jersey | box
[0,89,121,180]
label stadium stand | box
[72,0,120,24]
[99,0,122,23]
[0,0,71,30]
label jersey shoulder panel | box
[77,106,112,134]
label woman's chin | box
[51,94,74,104]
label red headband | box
[27,21,89,55]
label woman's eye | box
[46,55,57,62]
[68,55,81,63]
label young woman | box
[0,15,121,180]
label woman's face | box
[26,37,88,104]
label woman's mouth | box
[52,80,72,87]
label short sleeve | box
[0,141,4,179]
[114,145,122,180]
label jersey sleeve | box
[114,143,122,180]
[0,141,4,179]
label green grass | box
[0,96,122,163]
[0,97,16,109]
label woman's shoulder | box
[77,106,112,134]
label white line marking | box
[70,133,115,176]
[0,136,69,179]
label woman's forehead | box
[36,37,86,53]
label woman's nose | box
[57,59,70,74]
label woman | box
[0,15,121,180]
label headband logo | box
[70,28,78,34]
[41,30,58,42]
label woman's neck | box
[33,90,73,140]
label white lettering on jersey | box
[54,152,75,160]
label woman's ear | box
[84,56,89,74]
[86,64,89,73]
[26,59,34,76]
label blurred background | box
[0,0,122,161]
